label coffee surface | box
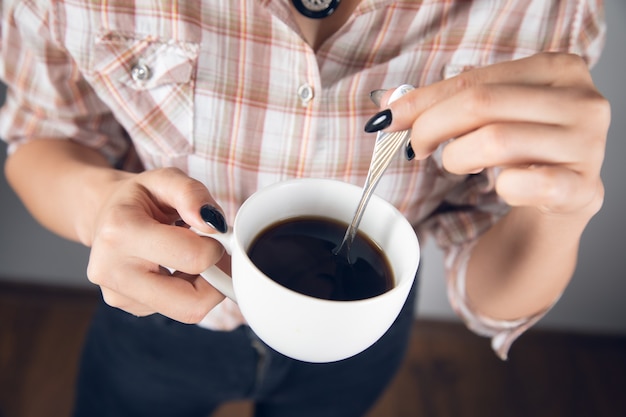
[247,216,393,301]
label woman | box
[0,1,608,415]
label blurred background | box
[1,0,625,337]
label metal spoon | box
[334,85,414,262]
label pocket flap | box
[93,31,199,90]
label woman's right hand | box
[85,167,228,323]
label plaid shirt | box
[0,0,605,359]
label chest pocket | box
[90,31,199,157]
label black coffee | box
[247,216,393,301]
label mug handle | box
[190,227,238,302]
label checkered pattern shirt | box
[0,0,605,359]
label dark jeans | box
[73,279,417,417]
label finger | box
[100,287,155,317]
[440,123,579,175]
[408,84,593,159]
[385,53,594,131]
[97,202,225,275]
[134,221,225,274]
[102,259,225,324]
[495,165,593,213]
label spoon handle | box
[335,84,415,261]
[334,129,411,260]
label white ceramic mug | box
[194,178,420,363]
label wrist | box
[465,200,600,321]
[74,166,134,247]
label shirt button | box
[297,83,314,105]
[131,63,152,82]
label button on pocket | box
[131,63,152,82]
[90,32,199,157]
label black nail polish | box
[200,205,228,233]
[405,142,415,161]
[364,109,392,133]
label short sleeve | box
[0,1,130,165]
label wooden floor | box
[1,282,625,417]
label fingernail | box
[369,89,387,107]
[405,142,415,161]
[364,109,392,133]
[199,205,228,233]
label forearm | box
[4,139,131,246]
[465,204,598,321]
